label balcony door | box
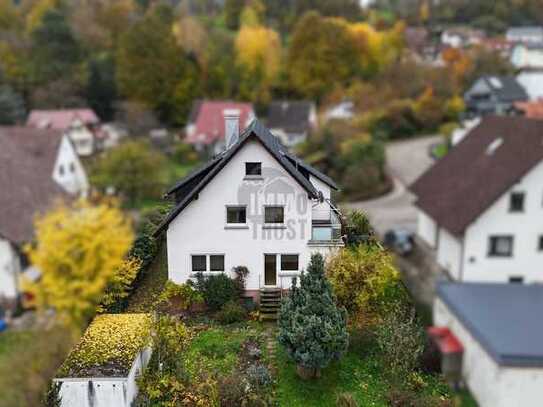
[264,254,277,287]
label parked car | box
[384,228,414,256]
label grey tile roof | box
[267,100,314,134]
[482,76,528,102]
[437,282,543,367]
[155,119,336,236]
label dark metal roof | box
[437,282,543,368]
[411,115,543,235]
[267,100,314,134]
[154,119,333,237]
[482,76,528,102]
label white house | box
[510,43,543,69]
[154,116,343,304]
[411,116,543,284]
[433,283,543,407]
[324,100,355,122]
[506,26,543,44]
[516,71,543,101]
[27,109,101,157]
[0,127,88,306]
[267,101,317,148]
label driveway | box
[342,135,440,236]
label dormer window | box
[245,162,262,176]
[509,192,525,212]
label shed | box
[54,314,152,407]
[434,283,543,407]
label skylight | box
[486,137,503,155]
[489,77,503,88]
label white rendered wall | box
[417,209,438,248]
[166,139,334,291]
[436,228,463,280]
[68,121,95,156]
[434,298,543,407]
[462,160,543,283]
[0,238,20,299]
[52,135,89,196]
[55,347,151,407]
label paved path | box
[342,135,440,236]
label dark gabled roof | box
[267,100,314,134]
[0,127,69,243]
[283,151,339,190]
[437,282,543,368]
[479,76,528,102]
[411,116,543,236]
[155,119,334,237]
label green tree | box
[91,141,168,207]
[0,84,25,124]
[287,12,358,100]
[86,55,117,120]
[278,253,348,379]
[116,7,200,125]
[224,0,245,30]
[30,8,81,84]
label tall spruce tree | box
[278,253,348,379]
[0,85,25,124]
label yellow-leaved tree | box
[24,199,133,329]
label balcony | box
[309,208,343,246]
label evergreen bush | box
[193,273,239,311]
[278,253,348,379]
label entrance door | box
[264,254,277,286]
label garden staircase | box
[259,288,282,321]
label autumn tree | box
[235,9,281,105]
[116,5,200,124]
[287,12,358,100]
[24,200,133,329]
[91,141,168,207]
[86,55,117,120]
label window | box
[281,254,299,271]
[59,165,64,176]
[245,162,262,176]
[210,255,225,271]
[226,206,246,223]
[509,276,524,284]
[264,206,284,223]
[191,255,206,272]
[539,236,543,251]
[488,236,514,257]
[509,192,525,212]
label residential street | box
[342,135,440,236]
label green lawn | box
[0,331,35,365]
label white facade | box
[416,159,543,283]
[434,298,543,407]
[52,135,89,196]
[67,119,96,157]
[55,347,152,407]
[166,138,341,294]
[325,101,355,122]
[0,238,20,302]
[516,72,543,100]
[510,44,543,69]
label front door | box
[264,254,277,286]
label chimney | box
[224,109,240,150]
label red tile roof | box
[514,100,543,119]
[185,101,254,146]
[27,109,99,130]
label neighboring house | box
[514,100,543,119]
[433,283,543,407]
[98,123,128,150]
[411,116,543,283]
[324,100,355,122]
[0,127,88,305]
[185,100,255,156]
[480,37,512,57]
[27,109,100,157]
[267,101,317,148]
[154,116,343,303]
[510,43,543,69]
[506,26,543,44]
[440,27,484,49]
[516,71,543,100]
[464,76,528,117]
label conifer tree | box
[278,253,348,379]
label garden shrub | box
[215,300,247,324]
[97,257,142,313]
[278,253,348,379]
[343,210,376,247]
[246,363,272,388]
[327,244,406,324]
[193,273,239,311]
[375,305,425,380]
[336,392,358,407]
[232,265,249,294]
[156,280,204,311]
